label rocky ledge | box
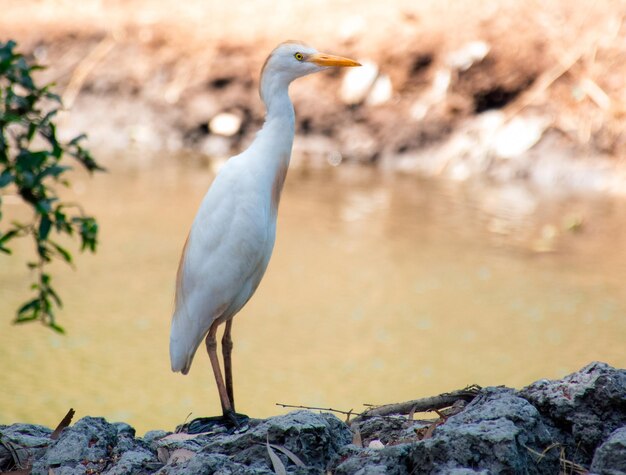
[1,362,625,474]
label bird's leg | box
[205,322,233,415]
[222,319,235,412]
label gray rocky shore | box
[1,362,625,474]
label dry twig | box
[353,385,481,422]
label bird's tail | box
[169,311,205,375]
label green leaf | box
[27,121,37,141]
[0,170,13,187]
[38,165,71,180]
[38,215,52,240]
[0,112,22,124]
[34,197,58,215]
[50,322,65,334]
[47,285,63,308]
[15,315,39,324]
[50,241,73,265]
[17,297,40,316]
[0,228,19,245]
[68,134,87,146]
[16,150,48,170]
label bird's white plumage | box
[169,43,317,374]
[168,42,360,412]
[170,115,293,373]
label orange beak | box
[307,52,361,67]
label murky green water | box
[1,154,625,434]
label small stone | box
[446,41,490,71]
[209,112,242,137]
[340,61,378,105]
[366,74,393,106]
[492,116,549,159]
[368,440,385,450]
[410,101,429,121]
[431,69,452,99]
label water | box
[1,154,625,434]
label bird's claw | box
[223,410,249,430]
[183,412,250,434]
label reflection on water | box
[1,154,625,434]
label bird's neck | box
[261,76,295,123]
[252,80,295,211]
[257,78,296,163]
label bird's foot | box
[183,411,249,434]
[223,409,249,429]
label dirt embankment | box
[3,1,626,193]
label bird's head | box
[260,41,360,103]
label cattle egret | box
[169,41,360,423]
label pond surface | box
[1,153,625,434]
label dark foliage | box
[0,40,103,332]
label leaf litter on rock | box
[266,435,287,475]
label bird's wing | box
[170,159,272,373]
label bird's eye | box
[294,52,304,61]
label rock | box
[491,115,549,159]
[446,41,491,71]
[31,416,160,475]
[368,440,385,449]
[209,112,242,137]
[590,427,626,475]
[152,411,351,474]
[102,448,158,475]
[161,451,275,475]
[355,415,426,447]
[340,60,378,105]
[334,443,413,475]
[521,362,626,464]
[205,411,351,471]
[366,74,393,106]
[31,417,117,474]
[413,387,561,473]
[142,429,170,449]
[337,387,560,474]
[0,423,52,471]
[3,363,626,474]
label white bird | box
[170,41,360,422]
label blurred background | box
[1,0,625,434]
